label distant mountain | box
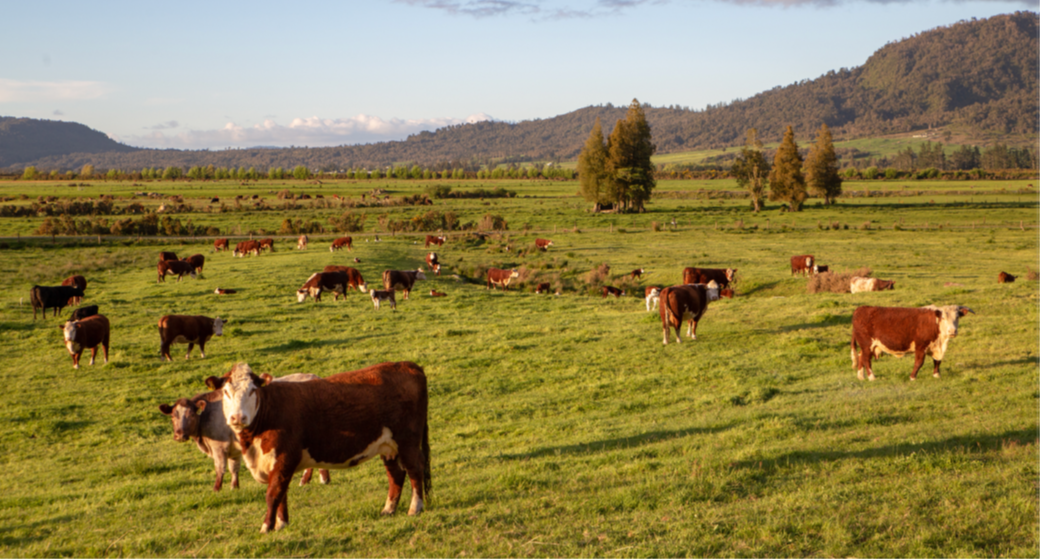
[0,117,138,167]
[4,11,1036,172]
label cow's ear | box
[934,310,943,319]
[959,307,974,317]
[249,373,264,387]
[223,317,230,324]
[205,376,225,390]
[260,373,274,385]
[159,404,173,416]
[195,400,207,415]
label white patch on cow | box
[222,363,260,433]
[242,439,277,484]
[871,338,914,359]
[921,305,966,363]
[645,288,660,312]
[805,257,812,267]
[213,317,224,336]
[350,427,398,465]
[358,282,368,293]
[850,277,874,294]
[409,494,424,516]
[383,495,398,515]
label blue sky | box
[1,0,1032,149]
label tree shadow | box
[499,424,735,461]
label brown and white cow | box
[813,264,829,275]
[158,315,225,361]
[158,260,198,283]
[429,290,446,297]
[61,275,87,305]
[214,288,237,295]
[534,238,553,251]
[535,282,551,294]
[160,251,179,262]
[602,286,625,298]
[425,253,441,275]
[645,286,661,312]
[682,267,736,289]
[370,289,397,310]
[850,277,896,293]
[159,373,330,492]
[62,314,110,368]
[330,237,353,252]
[182,254,205,275]
[297,272,351,302]
[486,268,519,290]
[659,281,729,345]
[791,255,814,276]
[630,268,645,280]
[297,235,308,250]
[214,238,229,252]
[322,266,368,293]
[998,271,1016,283]
[424,235,445,248]
[206,361,430,532]
[383,269,426,300]
[851,305,973,381]
[234,240,261,257]
[258,238,275,253]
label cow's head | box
[509,269,519,279]
[358,281,368,293]
[158,398,206,442]
[212,317,225,336]
[927,305,974,339]
[879,280,895,290]
[206,363,262,432]
[725,268,737,282]
[63,320,79,343]
[706,280,722,302]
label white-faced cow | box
[534,238,553,251]
[630,268,645,280]
[214,288,237,295]
[424,235,445,248]
[158,260,197,283]
[62,314,110,368]
[158,315,225,361]
[330,237,353,252]
[486,268,519,290]
[234,240,261,257]
[791,255,814,276]
[61,275,87,305]
[383,269,426,300]
[645,286,661,312]
[259,238,275,253]
[851,305,973,381]
[425,253,441,275]
[205,361,430,533]
[850,277,896,293]
[30,285,85,319]
[602,286,625,298]
[659,281,732,345]
[297,235,308,250]
[370,289,397,310]
[214,238,230,252]
[682,267,736,289]
[297,272,351,302]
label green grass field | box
[0,178,1037,557]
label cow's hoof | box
[275,518,287,531]
[260,523,270,534]
[933,373,941,378]
[868,375,877,381]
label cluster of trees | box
[732,124,843,212]
[577,99,657,212]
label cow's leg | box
[381,456,407,515]
[198,341,207,359]
[228,455,241,489]
[862,349,876,381]
[319,469,330,484]
[261,466,294,533]
[299,469,313,486]
[89,346,97,366]
[398,446,426,516]
[161,342,172,362]
[185,343,195,360]
[101,338,109,364]
[212,449,227,491]
[932,359,942,379]
[909,350,927,380]
[72,351,81,369]
[404,289,410,300]
[688,320,699,340]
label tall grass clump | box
[807,267,872,294]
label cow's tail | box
[422,421,432,507]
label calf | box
[851,305,973,381]
[602,286,625,298]
[69,305,99,322]
[682,267,736,288]
[61,275,87,305]
[30,285,85,319]
[160,251,179,262]
[297,235,308,250]
[297,272,350,302]
[158,315,225,361]
[62,314,110,368]
[850,277,896,293]
[791,255,814,276]
[158,260,198,283]
[630,268,645,280]
[486,268,519,290]
[214,288,237,295]
[182,254,205,274]
[998,271,1016,283]
[659,281,728,345]
[534,238,553,251]
[214,238,229,252]
[330,237,353,252]
[813,264,829,274]
[645,286,661,312]
[424,235,445,248]
[205,361,430,533]
[429,290,446,297]
[370,289,397,310]
[259,238,275,253]
[535,282,551,294]
[383,269,426,300]
[425,253,441,275]
[322,266,367,292]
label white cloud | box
[114,113,495,149]
[0,79,109,102]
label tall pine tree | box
[577,117,611,210]
[606,99,656,213]
[767,125,807,211]
[804,123,842,205]
[731,128,770,212]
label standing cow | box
[851,305,973,381]
[383,269,426,300]
[330,237,353,252]
[645,286,661,312]
[62,314,110,369]
[321,266,368,293]
[214,239,229,252]
[297,235,308,250]
[424,235,445,248]
[486,268,519,290]
[160,251,179,262]
[425,253,441,275]
[682,267,736,289]
[205,361,430,533]
[791,255,814,276]
[158,260,197,283]
[158,315,225,361]
[30,285,85,319]
[234,240,261,257]
[534,238,553,251]
[182,254,205,275]
[61,275,87,305]
[659,281,730,345]
[297,272,351,302]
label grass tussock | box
[1027,267,1039,281]
[807,267,872,294]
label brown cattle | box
[851,305,973,381]
[630,268,645,280]
[998,271,1016,283]
[30,285,85,319]
[69,305,98,322]
[659,281,728,345]
[214,288,237,295]
[424,235,445,248]
[321,266,368,292]
[682,267,736,288]
[370,289,397,310]
[259,238,275,253]
[297,272,351,302]
[182,254,205,274]
[330,237,353,252]
[158,260,197,283]
[645,286,661,312]
[535,282,551,294]
[602,286,626,298]
[234,240,261,257]
[429,290,446,297]
[297,235,308,250]
[534,238,553,250]
[62,314,110,369]
[791,255,814,276]
[160,251,179,262]
[214,238,229,252]
[425,253,441,275]
[383,269,426,300]
[850,277,896,293]
[158,315,225,361]
[61,275,87,305]
[206,361,430,532]
[486,268,519,290]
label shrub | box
[583,263,611,287]
[479,214,508,231]
[807,267,872,294]
[1027,268,1039,281]
[651,221,661,232]
[328,211,367,233]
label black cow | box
[30,285,85,320]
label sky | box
[1,0,1033,150]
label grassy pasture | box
[0,179,1037,557]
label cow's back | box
[852,306,939,346]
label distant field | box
[0,179,1037,557]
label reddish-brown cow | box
[61,275,87,305]
[851,305,973,381]
[602,286,625,298]
[790,255,814,276]
[62,314,110,368]
[424,235,445,248]
[630,268,645,279]
[330,237,353,252]
[214,238,229,252]
[160,251,179,262]
[321,266,368,292]
[297,272,350,302]
[535,282,551,294]
[383,269,426,299]
[534,238,553,250]
[259,238,275,252]
[158,315,225,361]
[659,281,729,345]
[182,254,205,274]
[425,253,441,275]
[998,271,1016,283]
[234,240,261,257]
[486,268,519,290]
[158,260,197,283]
[682,267,736,288]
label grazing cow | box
[158,315,225,361]
[851,305,973,381]
[62,314,110,369]
[791,255,814,276]
[535,282,551,294]
[297,272,350,302]
[259,238,275,253]
[61,275,87,305]
[486,268,519,290]
[330,237,353,252]
[370,289,397,310]
[425,253,441,275]
[630,268,645,280]
[159,373,330,492]
[234,240,261,257]
[645,286,661,312]
[813,265,829,274]
[659,281,728,345]
[682,267,737,288]
[158,260,198,283]
[297,235,308,250]
[602,286,625,298]
[30,285,85,319]
[354,257,361,263]
[69,305,99,322]
[850,277,896,293]
[383,269,426,300]
[534,238,553,251]
[429,290,446,297]
[321,266,368,293]
[205,361,430,532]
[214,238,229,252]
[182,254,205,274]
[424,235,446,248]
[998,271,1016,283]
[160,251,179,262]
[214,288,237,295]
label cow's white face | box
[509,270,519,279]
[222,364,260,432]
[296,289,309,303]
[63,321,78,343]
[213,317,225,336]
[359,282,368,293]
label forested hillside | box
[3,12,1035,172]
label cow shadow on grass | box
[780,314,853,332]
[736,280,782,296]
[0,513,82,547]
[973,356,1039,369]
[499,423,735,461]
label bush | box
[479,214,508,231]
[807,267,872,294]
[328,211,367,233]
